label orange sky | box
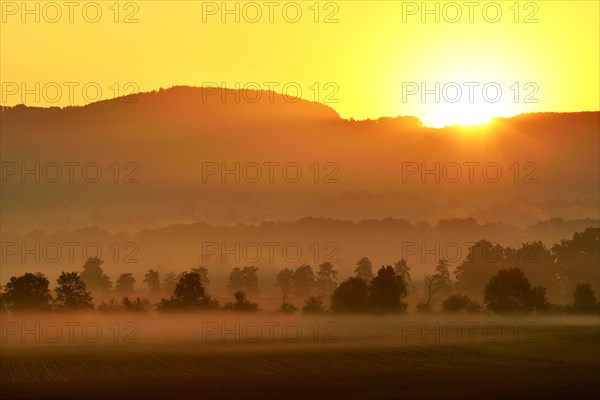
[1,0,599,126]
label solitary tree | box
[54,272,94,311]
[370,265,407,312]
[354,257,373,282]
[80,257,112,296]
[115,273,136,298]
[331,277,370,313]
[573,283,598,313]
[3,272,51,312]
[417,274,442,312]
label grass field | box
[1,315,599,399]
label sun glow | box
[420,94,513,128]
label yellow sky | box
[1,0,599,126]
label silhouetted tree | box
[275,268,294,299]
[316,262,338,299]
[54,272,93,311]
[484,268,548,313]
[161,272,178,297]
[442,294,481,312]
[394,259,411,286]
[553,228,600,298]
[302,296,325,314]
[433,259,452,296]
[223,291,258,312]
[526,286,550,312]
[0,292,7,313]
[418,260,454,312]
[417,274,441,312]
[292,265,316,299]
[3,272,51,311]
[354,257,373,282]
[227,266,259,296]
[509,241,559,299]
[370,265,407,312]
[80,257,112,295]
[158,271,219,311]
[173,271,204,304]
[572,283,598,313]
[115,273,136,298]
[191,266,210,288]
[454,240,505,295]
[144,269,161,300]
[331,277,369,313]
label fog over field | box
[2,312,599,400]
[2,312,599,347]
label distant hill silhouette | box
[1,86,598,232]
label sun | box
[422,101,508,128]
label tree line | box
[2,228,598,315]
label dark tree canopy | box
[158,271,218,311]
[292,264,316,299]
[553,228,600,297]
[3,272,51,311]
[442,294,481,313]
[484,268,548,313]
[54,272,94,311]
[331,277,370,313]
[455,229,599,303]
[370,265,408,312]
[572,283,598,313]
[174,271,205,302]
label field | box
[1,314,598,399]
